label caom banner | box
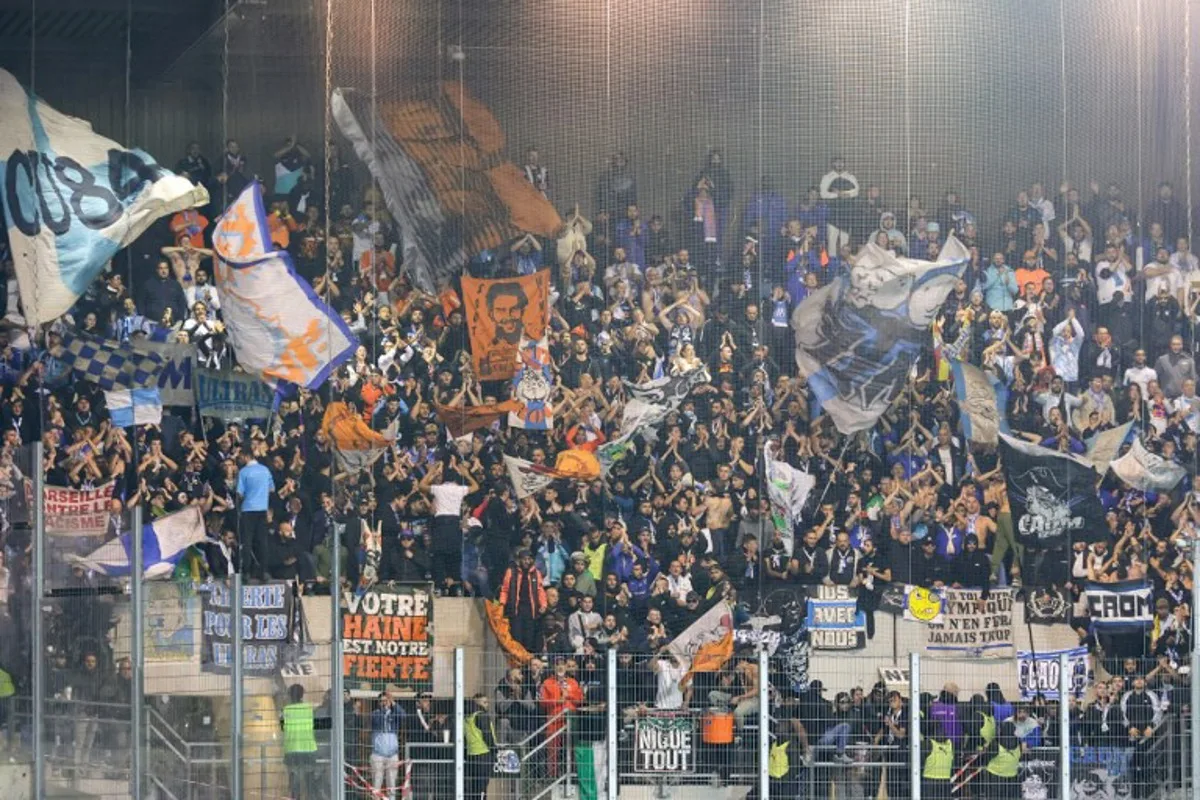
[1017,647,1090,700]
[999,434,1106,550]
[461,270,550,381]
[213,182,355,388]
[42,482,115,536]
[924,588,1014,659]
[195,368,274,421]
[200,580,298,675]
[1084,580,1153,631]
[0,69,208,325]
[342,584,433,693]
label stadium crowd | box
[0,137,1195,797]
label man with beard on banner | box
[461,270,551,382]
[999,433,1106,586]
[792,235,969,433]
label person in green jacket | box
[281,684,319,800]
[465,693,497,799]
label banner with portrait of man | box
[462,270,550,381]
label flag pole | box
[130,503,145,798]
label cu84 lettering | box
[4,148,166,236]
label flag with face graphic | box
[461,271,550,382]
[212,183,356,388]
[0,69,208,325]
[508,337,554,430]
[792,235,969,433]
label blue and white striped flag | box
[69,506,207,579]
[104,387,163,427]
[0,69,207,325]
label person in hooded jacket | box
[953,534,992,596]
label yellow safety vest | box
[769,741,790,779]
[465,711,494,757]
[923,738,953,780]
[282,703,317,754]
[979,712,996,746]
[986,744,1020,778]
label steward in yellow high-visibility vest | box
[921,721,955,800]
[980,718,1022,800]
[465,693,498,799]
[280,684,319,800]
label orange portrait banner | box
[461,270,550,381]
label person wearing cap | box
[568,550,598,598]
[498,549,547,654]
[381,525,431,583]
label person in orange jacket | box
[498,549,547,654]
[538,658,583,778]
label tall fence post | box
[1060,652,1070,800]
[31,440,44,800]
[1059,650,1071,800]
[130,504,144,798]
[454,646,465,800]
[331,533,345,800]
[910,651,921,800]
[231,571,244,800]
[758,649,770,799]
[606,648,618,800]
[1192,535,1200,800]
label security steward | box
[281,683,319,800]
[465,692,498,799]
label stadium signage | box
[342,583,433,692]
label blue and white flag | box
[69,506,207,579]
[951,360,1009,445]
[1085,421,1136,472]
[51,329,164,390]
[1085,580,1153,631]
[792,235,969,434]
[273,162,304,197]
[1111,439,1187,492]
[0,69,208,325]
[213,183,355,388]
[104,387,163,427]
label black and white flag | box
[1084,580,1153,631]
[624,367,710,406]
[1024,585,1072,625]
[999,434,1106,550]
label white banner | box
[924,588,1014,659]
[40,482,116,536]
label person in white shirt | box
[567,595,603,652]
[1142,246,1183,302]
[1123,349,1158,397]
[650,652,688,710]
[1028,182,1056,228]
[1034,376,1083,424]
[1095,245,1132,305]
[1170,378,1200,430]
[818,156,860,256]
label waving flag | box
[321,401,395,474]
[69,506,206,579]
[51,330,163,390]
[1111,439,1187,491]
[1084,421,1135,471]
[331,83,561,294]
[951,360,1009,445]
[213,183,355,388]
[104,387,163,427]
[763,441,815,555]
[792,235,969,433]
[1000,434,1106,550]
[624,366,710,406]
[435,400,523,439]
[504,455,556,499]
[462,271,550,381]
[0,69,207,325]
